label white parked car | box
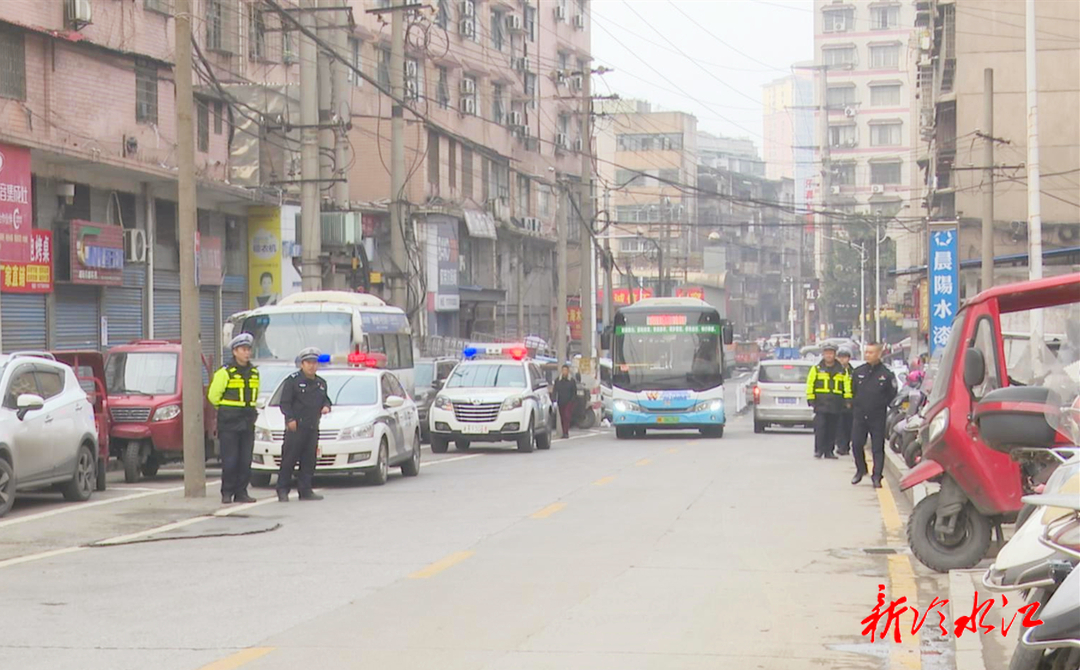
[428,345,556,453]
[0,352,99,517]
[251,367,421,486]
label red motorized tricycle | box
[51,350,111,492]
[901,273,1080,572]
[104,340,217,483]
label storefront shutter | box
[153,270,180,341]
[55,284,101,350]
[200,289,218,377]
[104,266,146,347]
[1,293,47,353]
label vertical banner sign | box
[70,220,124,285]
[567,297,583,342]
[0,143,33,267]
[928,223,959,354]
[3,229,52,292]
[434,216,459,312]
[248,206,281,307]
[198,234,224,286]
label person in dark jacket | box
[805,343,852,459]
[553,364,578,439]
[835,348,855,457]
[276,347,332,502]
[850,342,898,488]
[208,333,260,504]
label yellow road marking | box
[531,502,567,519]
[408,551,475,579]
[667,448,680,454]
[593,476,616,486]
[635,458,652,466]
[877,486,921,670]
[197,648,275,670]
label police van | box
[428,344,557,453]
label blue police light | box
[317,353,331,363]
[463,346,478,359]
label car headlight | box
[341,423,375,440]
[926,408,949,445]
[434,395,453,411]
[152,404,181,422]
[501,396,523,411]
[255,427,273,442]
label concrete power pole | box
[389,3,408,310]
[331,7,350,208]
[300,0,322,290]
[814,67,832,337]
[556,183,568,365]
[602,187,613,348]
[579,67,595,368]
[317,0,334,196]
[1025,0,1044,362]
[981,68,994,292]
[175,0,205,497]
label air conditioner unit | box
[572,137,584,152]
[518,124,532,138]
[506,14,524,32]
[460,18,476,38]
[555,5,567,21]
[508,111,523,127]
[405,61,418,78]
[844,106,856,118]
[573,14,585,29]
[460,0,475,18]
[555,70,566,86]
[871,184,885,194]
[67,0,93,29]
[460,78,475,95]
[512,56,531,72]
[570,75,582,91]
[523,217,541,232]
[461,97,476,115]
[405,80,419,100]
[555,132,568,149]
[830,186,842,195]
[123,228,147,263]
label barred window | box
[248,3,266,60]
[197,99,210,152]
[347,38,362,86]
[0,24,26,101]
[135,57,158,124]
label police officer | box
[208,333,260,504]
[850,342,898,488]
[805,342,851,460]
[835,347,855,457]
[276,347,331,502]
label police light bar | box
[321,352,384,368]
[462,343,528,361]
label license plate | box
[461,424,489,434]
[777,397,798,405]
[656,416,679,424]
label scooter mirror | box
[963,348,986,389]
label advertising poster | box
[2,229,52,293]
[432,216,459,312]
[198,234,224,286]
[567,297,582,341]
[70,220,124,285]
[248,206,281,308]
[0,143,32,265]
[928,223,959,353]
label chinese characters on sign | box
[0,143,33,265]
[597,288,654,305]
[862,585,1042,643]
[567,298,583,342]
[615,324,720,335]
[70,220,124,286]
[675,286,704,300]
[2,229,52,293]
[928,224,959,353]
[197,234,224,286]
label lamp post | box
[822,234,866,341]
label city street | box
[0,400,958,670]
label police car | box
[251,354,421,486]
[428,344,556,453]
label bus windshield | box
[613,313,723,392]
[242,312,353,361]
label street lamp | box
[822,234,867,341]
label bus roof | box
[278,290,388,308]
[616,297,714,312]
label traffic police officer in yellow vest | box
[805,342,852,460]
[208,333,260,504]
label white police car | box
[428,344,556,453]
[251,356,421,486]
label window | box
[446,363,527,389]
[615,169,647,188]
[448,139,457,190]
[558,51,569,72]
[620,237,646,253]
[135,57,158,124]
[870,83,901,106]
[870,161,902,184]
[428,130,440,188]
[822,46,856,67]
[248,3,266,60]
[616,133,683,151]
[197,99,209,152]
[378,48,391,89]
[539,186,551,217]
[282,30,297,64]
[516,174,531,217]
[34,369,65,400]
[461,75,477,114]
[658,169,680,184]
[869,44,901,69]
[462,146,473,197]
[524,4,536,40]
[827,85,856,108]
[4,366,38,408]
[213,100,223,134]
[833,162,856,185]
[970,318,1001,400]
[436,66,450,108]
[823,7,855,32]
[0,25,23,101]
[492,83,505,124]
[558,113,570,141]
[493,161,510,202]
[206,0,236,54]
[405,57,421,100]
[870,122,902,146]
[145,0,173,14]
[828,124,856,147]
[524,72,537,97]
[491,10,505,51]
[871,4,900,29]
[436,0,450,29]
[347,38,362,86]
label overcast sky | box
[590,0,813,154]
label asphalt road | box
[1,399,947,670]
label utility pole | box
[1025,0,1043,364]
[981,68,995,292]
[579,66,595,368]
[516,240,525,338]
[556,182,568,364]
[300,0,321,290]
[389,2,408,310]
[601,187,613,347]
[175,0,205,497]
[331,5,350,208]
[317,0,334,194]
[874,218,882,343]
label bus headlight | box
[614,400,641,413]
[694,400,723,412]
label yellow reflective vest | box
[805,362,852,404]
[208,364,260,409]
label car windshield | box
[257,365,296,399]
[613,315,723,392]
[414,362,435,389]
[241,311,353,361]
[270,375,378,406]
[445,363,526,389]
[105,353,178,395]
[759,364,811,384]
[925,311,966,409]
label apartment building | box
[915,0,1079,296]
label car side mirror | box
[16,393,45,421]
[963,348,986,389]
[722,324,734,346]
[385,395,405,409]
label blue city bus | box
[611,297,733,439]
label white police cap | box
[229,333,254,350]
[297,347,321,363]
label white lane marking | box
[0,480,223,530]
[424,454,483,466]
[0,546,86,569]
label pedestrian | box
[553,364,578,439]
[207,333,260,504]
[276,347,331,502]
[835,347,855,457]
[805,342,851,460]
[850,342,898,488]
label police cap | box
[821,342,838,352]
[297,347,322,363]
[837,347,852,357]
[229,333,254,350]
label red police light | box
[347,352,367,366]
[365,352,387,368]
[507,346,527,360]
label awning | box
[463,209,498,239]
[458,285,506,302]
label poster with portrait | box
[248,206,281,308]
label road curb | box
[949,569,993,670]
[884,447,929,507]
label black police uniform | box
[208,360,259,503]
[835,361,855,456]
[277,370,331,498]
[850,361,898,485]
